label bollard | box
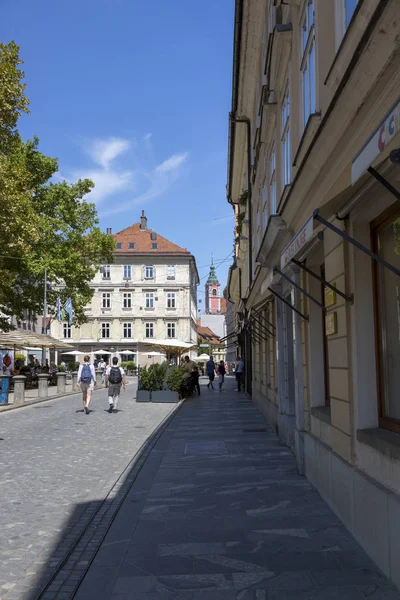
[0,375,12,404]
[56,371,67,394]
[37,373,49,399]
[95,369,103,388]
[12,375,26,404]
[72,371,79,392]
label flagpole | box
[42,268,47,366]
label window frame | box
[145,265,154,279]
[102,265,111,279]
[128,242,136,249]
[123,265,132,279]
[63,322,71,338]
[123,322,132,339]
[167,322,176,339]
[145,292,154,309]
[123,292,132,309]
[281,86,291,188]
[102,292,111,309]
[167,265,176,279]
[270,145,277,214]
[372,204,400,434]
[300,0,316,128]
[145,322,154,339]
[151,242,158,249]
[101,322,110,339]
[166,292,176,309]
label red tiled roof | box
[113,222,190,254]
[197,323,221,345]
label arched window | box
[212,289,217,296]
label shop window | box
[372,207,400,432]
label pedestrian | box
[218,360,226,392]
[93,358,98,368]
[191,362,200,395]
[77,355,96,414]
[206,356,215,389]
[105,357,126,413]
[236,356,244,392]
[98,357,106,384]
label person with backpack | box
[206,356,215,389]
[217,360,226,392]
[105,356,126,413]
[77,355,96,414]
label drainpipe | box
[230,115,253,290]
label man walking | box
[236,356,244,392]
[206,356,215,389]
[77,355,96,414]
[105,357,126,413]
[98,357,106,384]
[217,360,226,392]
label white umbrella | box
[193,353,210,362]
[143,351,165,356]
[120,350,136,355]
[62,350,87,356]
[95,349,112,355]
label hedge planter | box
[136,390,151,402]
[151,391,179,403]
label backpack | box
[108,367,122,384]
[81,363,93,383]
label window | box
[145,293,154,308]
[145,322,154,338]
[128,242,136,249]
[102,292,111,309]
[116,242,122,249]
[145,265,154,279]
[151,243,158,249]
[344,0,358,28]
[262,183,269,229]
[270,146,277,214]
[212,289,217,296]
[372,208,400,432]
[123,322,132,338]
[150,232,157,240]
[101,322,110,338]
[123,265,131,279]
[123,292,132,308]
[102,265,110,279]
[281,87,291,187]
[301,0,316,127]
[63,323,71,338]
[167,322,176,338]
[166,292,176,309]
[256,209,261,250]
[167,265,176,279]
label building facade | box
[51,212,199,366]
[227,0,400,588]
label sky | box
[1,0,235,309]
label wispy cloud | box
[156,152,188,174]
[56,135,188,212]
[85,137,131,169]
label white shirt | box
[77,363,96,383]
[98,360,106,371]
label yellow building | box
[227,0,400,587]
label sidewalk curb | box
[0,379,137,414]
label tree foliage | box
[0,42,115,331]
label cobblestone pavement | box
[73,377,400,600]
[0,380,177,600]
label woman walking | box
[218,360,226,392]
[77,355,96,414]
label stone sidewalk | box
[73,377,400,600]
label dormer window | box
[128,242,136,249]
[150,232,157,240]
[116,242,122,249]
[151,243,158,249]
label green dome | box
[206,262,219,285]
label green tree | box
[0,41,115,330]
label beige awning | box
[0,331,74,349]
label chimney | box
[140,210,147,230]
[106,227,112,234]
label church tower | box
[205,259,220,314]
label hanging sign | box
[324,283,337,307]
[351,98,400,184]
[281,215,314,269]
[325,312,338,336]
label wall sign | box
[325,312,337,336]
[351,98,400,184]
[324,284,337,307]
[280,215,314,269]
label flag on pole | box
[56,297,61,322]
[64,298,73,325]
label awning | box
[0,331,74,349]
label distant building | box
[51,211,199,366]
[197,321,225,365]
[204,260,221,314]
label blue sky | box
[2,0,235,307]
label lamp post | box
[42,268,47,366]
